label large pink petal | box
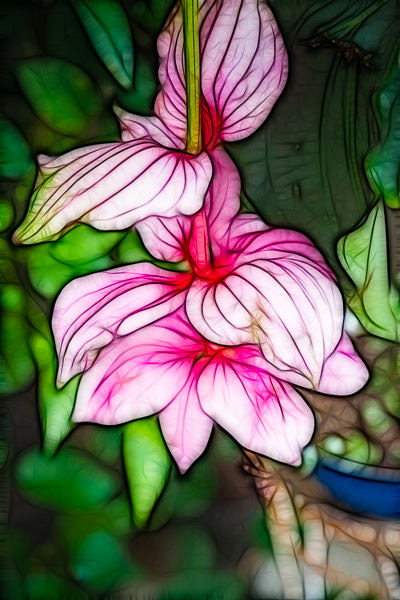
[198,345,314,465]
[13,140,212,244]
[187,227,345,389]
[155,0,287,146]
[53,263,192,385]
[200,0,288,142]
[159,385,213,473]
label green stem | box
[181,0,202,154]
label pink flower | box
[72,308,314,471]
[13,0,287,245]
[52,150,368,470]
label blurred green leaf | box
[25,572,88,600]
[23,225,123,298]
[117,55,157,114]
[0,117,33,178]
[159,569,244,600]
[29,329,78,455]
[129,0,174,33]
[57,497,131,547]
[365,43,400,208]
[152,451,217,526]
[0,199,14,232]
[16,447,118,510]
[74,0,134,89]
[337,200,399,341]
[0,285,35,395]
[17,58,102,135]
[70,531,139,591]
[123,418,171,528]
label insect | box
[302,34,375,69]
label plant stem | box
[181,0,202,154]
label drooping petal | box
[137,146,240,262]
[187,225,345,389]
[198,345,314,465]
[318,333,369,395]
[114,107,184,150]
[159,384,213,473]
[156,0,288,146]
[13,139,212,244]
[53,263,192,385]
[73,311,213,473]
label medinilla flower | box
[13,0,287,244]
[53,149,368,471]
[72,308,315,471]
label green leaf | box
[337,200,399,341]
[25,572,88,600]
[17,58,102,135]
[0,117,33,178]
[70,531,138,591]
[117,54,157,114]
[23,225,123,299]
[0,285,35,395]
[122,418,171,528]
[0,199,14,232]
[29,328,78,455]
[365,43,400,209]
[74,0,134,89]
[16,447,118,510]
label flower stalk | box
[181,0,202,154]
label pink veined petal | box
[13,140,212,244]
[200,0,288,142]
[197,345,314,465]
[227,212,270,248]
[186,226,345,389]
[137,146,240,262]
[155,0,287,146]
[318,332,369,395]
[136,214,192,263]
[154,3,187,143]
[53,263,192,385]
[72,311,205,426]
[114,107,185,150]
[159,383,213,473]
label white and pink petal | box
[198,346,314,465]
[53,263,192,385]
[13,140,212,244]
[186,226,344,388]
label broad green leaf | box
[49,224,123,264]
[70,531,138,591]
[16,447,118,510]
[122,418,171,528]
[337,200,399,341]
[0,285,35,395]
[17,58,102,135]
[0,117,33,178]
[365,44,400,208]
[74,0,134,89]
[29,329,78,455]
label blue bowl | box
[315,456,400,519]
